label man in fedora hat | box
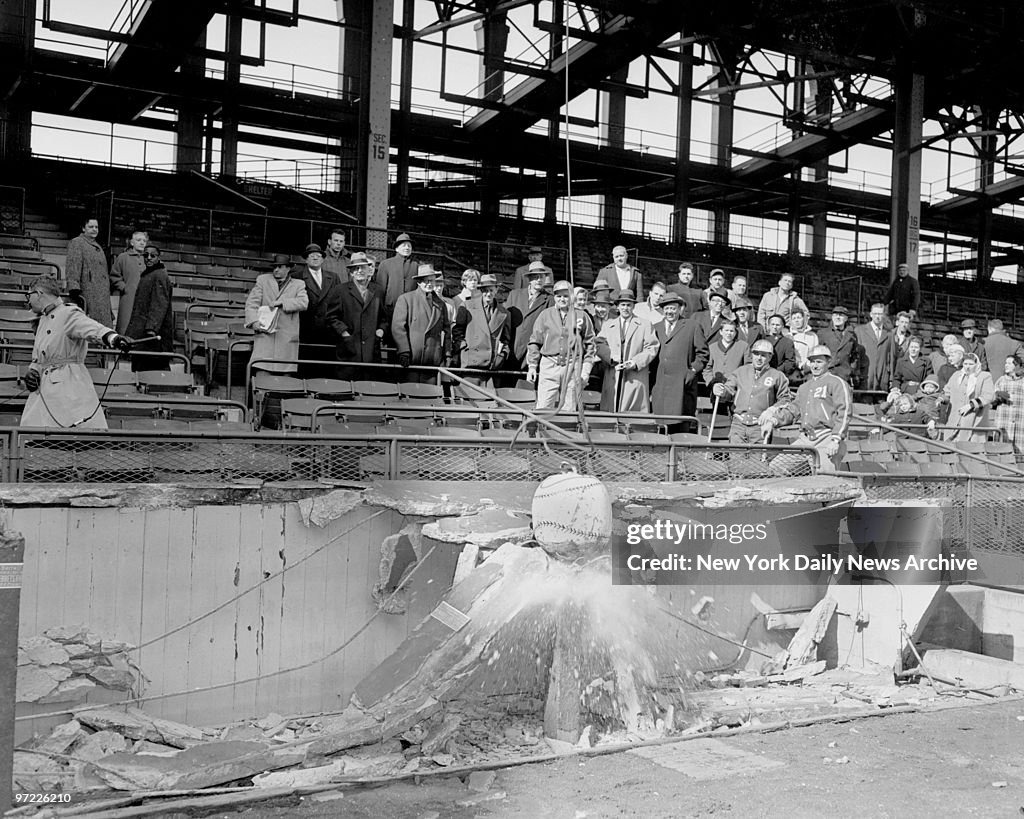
[453,273,511,387]
[295,243,346,377]
[245,253,308,377]
[694,289,732,347]
[732,298,762,348]
[588,285,613,333]
[505,263,552,373]
[375,232,418,314]
[513,246,550,290]
[958,318,987,370]
[527,280,594,410]
[595,289,659,413]
[337,251,387,368]
[651,291,708,430]
[392,263,451,382]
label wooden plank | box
[254,505,286,718]
[11,507,46,635]
[62,508,95,629]
[139,507,172,720]
[157,508,195,724]
[232,503,265,721]
[113,508,146,646]
[318,504,351,715]
[786,596,837,668]
[923,649,1024,691]
[185,505,242,726]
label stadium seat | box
[353,380,400,400]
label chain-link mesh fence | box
[12,431,818,485]
[856,473,1024,557]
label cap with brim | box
[591,292,612,304]
[552,280,572,294]
[394,232,412,248]
[733,298,753,310]
[961,319,976,329]
[658,293,682,307]
[831,306,849,315]
[751,340,774,354]
[591,280,611,291]
[709,268,725,278]
[708,291,729,304]
[614,289,636,303]
[528,260,549,273]
[413,264,438,279]
[347,251,372,268]
[478,273,498,288]
[272,253,291,266]
[807,344,832,359]
[303,243,323,257]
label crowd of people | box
[25,220,1024,461]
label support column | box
[175,32,206,174]
[601,66,628,233]
[888,69,924,283]
[544,0,564,224]
[359,0,393,245]
[475,12,509,224]
[0,0,35,160]
[810,79,832,258]
[709,51,735,246]
[337,0,364,197]
[220,6,243,178]
[975,108,997,283]
[787,171,802,256]
[394,0,415,218]
[671,42,694,247]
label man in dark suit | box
[593,245,643,300]
[391,264,451,383]
[295,243,345,378]
[765,314,797,378]
[375,232,418,315]
[504,266,552,372]
[453,273,511,387]
[733,299,763,352]
[816,305,859,385]
[854,303,893,392]
[651,292,709,430]
[337,252,387,377]
[693,290,731,348]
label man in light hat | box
[375,232,418,314]
[513,246,549,290]
[594,289,659,413]
[453,273,511,387]
[763,344,852,471]
[527,280,595,410]
[817,306,858,384]
[958,318,987,370]
[713,338,791,444]
[392,264,451,382]
[594,245,643,300]
[651,291,708,429]
[245,252,308,376]
[337,251,387,367]
[505,264,552,372]
[295,242,346,377]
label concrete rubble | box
[16,627,142,705]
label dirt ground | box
[228,697,1024,819]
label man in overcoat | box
[650,292,709,428]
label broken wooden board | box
[785,597,837,668]
[73,707,205,749]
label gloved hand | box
[23,368,40,392]
[712,383,725,397]
[992,390,1011,408]
[397,352,411,368]
[68,290,85,310]
[104,332,132,354]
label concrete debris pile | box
[16,626,142,705]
